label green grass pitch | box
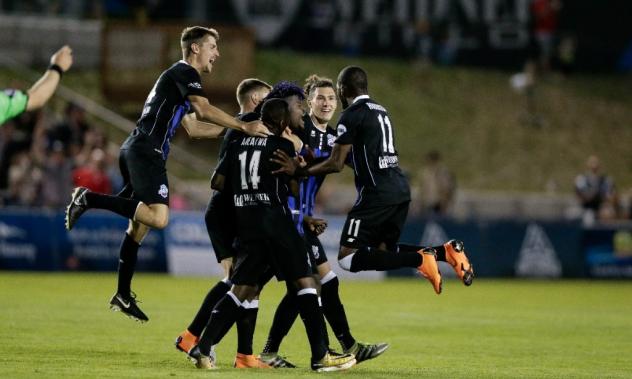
[1,272,631,378]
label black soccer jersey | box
[217,134,296,212]
[335,95,411,207]
[127,60,206,160]
[217,111,259,163]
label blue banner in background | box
[0,209,166,272]
[398,218,584,278]
[2,209,628,279]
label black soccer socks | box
[85,191,140,220]
[117,233,139,298]
[187,280,231,336]
[349,246,422,272]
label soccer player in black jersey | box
[175,78,272,368]
[272,66,474,295]
[260,75,388,367]
[187,98,356,372]
[64,26,269,322]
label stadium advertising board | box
[398,217,584,278]
[584,226,632,278]
[0,209,166,272]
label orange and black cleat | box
[443,240,474,286]
[417,247,442,294]
[234,353,272,369]
[175,329,199,354]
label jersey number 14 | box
[238,150,261,190]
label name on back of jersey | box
[241,137,268,147]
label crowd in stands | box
[0,103,121,208]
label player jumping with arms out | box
[187,98,356,372]
[175,78,273,368]
[259,75,388,368]
[272,66,474,294]
[64,26,269,322]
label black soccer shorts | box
[118,146,169,206]
[231,208,314,285]
[339,201,410,251]
[205,191,237,263]
[304,228,328,267]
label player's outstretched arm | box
[181,113,225,139]
[271,143,351,177]
[26,45,73,111]
[188,95,271,137]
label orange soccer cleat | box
[234,353,272,369]
[175,329,199,354]
[417,248,442,294]
[443,240,474,286]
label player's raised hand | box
[242,120,272,137]
[50,45,73,72]
[270,149,300,175]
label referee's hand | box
[242,120,272,137]
[51,45,73,72]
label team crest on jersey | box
[337,124,347,136]
[312,245,320,260]
[310,130,316,137]
[232,0,301,44]
[188,82,202,89]
[327,134,336,146]
[158,184,169,198]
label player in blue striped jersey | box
[260,75,388,367]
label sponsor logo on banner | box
[0,221,35,261]
[231,0,302,44]
[0,222,26,239]
[515,223,562,277]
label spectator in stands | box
[574,155,618,224]
[0,109,46,192]
[72,148,112,195]
[530,0,562,71]
[6,150,41,206]
[416,150,456,216]
[47,102,90,157]
[39,140,74,208]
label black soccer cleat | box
[109,292,148,323]
[65,187,89,230]
[344,342,389,363]
[258,353,297,368]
